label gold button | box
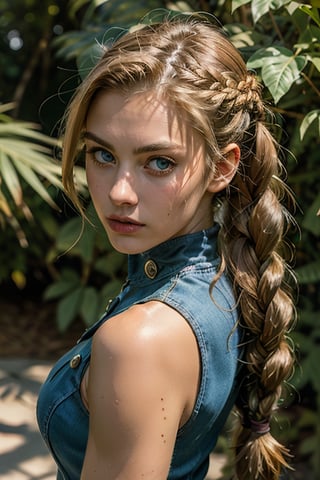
[144,259,158,279]
[70,354,81,369]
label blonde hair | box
[61,14,296,479]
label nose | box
[109,171,138,206]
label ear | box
[206,143,240,193]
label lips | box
[107,216,144,234]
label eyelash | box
[146,156,176,176]
[85,147,115,165]
[85,147,176,176]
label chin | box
[109,240,146,255]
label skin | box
[80,90,240,479]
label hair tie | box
[242,416,271,435]
[249,418,270,435]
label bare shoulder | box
[90,301,200,425]
[93,301,199,373]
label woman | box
[37,14,296,480]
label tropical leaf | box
[0,105,63,216]
[310,56,320,72]
[0,151,23,206]
[300,4,320,27]
[300,109,320,140]
[231,0,251,12]
[11,156,60,209]
[55,0,187,68]
[0,189,28,247]
[247,46,307,103]
[0,121,58,146]
[79,286,101,326]
[57,285,85,331]
[44,269,80,300]
[251,0,289,23]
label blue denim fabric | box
[37,225,242,479]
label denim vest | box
[37,225,242,479]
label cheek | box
[154,181,182,212]
[86,166,104,196]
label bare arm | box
[81,301,200,480]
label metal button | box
[70,354,81,369]
[144,259,158,279]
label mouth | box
[107,216,145,234]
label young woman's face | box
[85,90,215,254]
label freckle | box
[162,407,165,411]
[163,416,167,420]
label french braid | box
[213,75,295,478]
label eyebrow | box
[84,131,182,154]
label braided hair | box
[61,14,296,479]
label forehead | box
[86,89,194,144]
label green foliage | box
[247,46,307,103]
[44,203,126,331]
[53,0,192,79]
[0,103,62,246]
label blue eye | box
[95,149,114,164]
[148,157,175,173]
[87,148,115,165]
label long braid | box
[215,78,295,478]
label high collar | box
[127,224,220,285]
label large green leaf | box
[79,286,101,326]
[251,0,289,23]
[247,46,307,103]
[57,286,85,332]
[44,269,80,300]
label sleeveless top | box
[37,225,242,479]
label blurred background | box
[0,0,319,478]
